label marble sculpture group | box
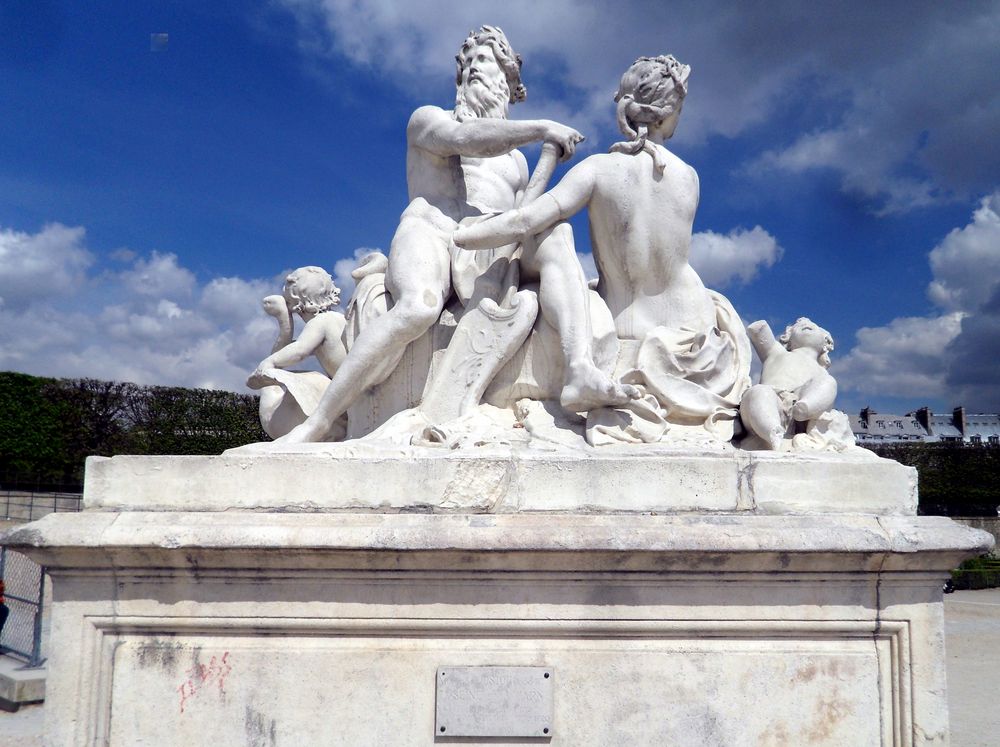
[245,26,859,456]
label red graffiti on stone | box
[178,651,232,713]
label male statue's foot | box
[560,363,641,413]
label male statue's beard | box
[454,78,509,122]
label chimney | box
[914,406,931,433]
[953,406,967,437]
[860,406,874,426]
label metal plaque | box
[435,666,554,738]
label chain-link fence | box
[0,548,45,665]
[0,477,82,667]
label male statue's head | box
[453,25,526,122]
[779,317,834,368]
[610,55,690,172]
[283,266,340,320]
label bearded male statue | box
[277,26,625,444]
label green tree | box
[0,372,73,485]
[1,372,267,486]
[867,443,1000,516]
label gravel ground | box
[0,700,43,747]
[945,587,1000,747]
[2,588,997,745]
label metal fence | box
[1,489,83,523]
[0,548,45,666]
[1,481,83,667]
[1,471,84,523]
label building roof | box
[927,414,962,438]
[963,414,1000,439]
[850,413,927,439]
[845,408,1000,442]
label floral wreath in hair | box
[610,55,690,174]
[455,25,527,104]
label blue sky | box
[1,1,998,414]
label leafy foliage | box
[0,372,72,485]
[0,372,266,489]
[864,443,1000,517]
[951,554,1000,590]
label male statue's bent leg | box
[276,215,451,443]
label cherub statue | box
[739,317,838,451]
[248,266,348,440]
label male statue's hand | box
[545,121,585,161]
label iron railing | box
[1,489,84,523]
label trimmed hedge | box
[951,555,1000,591]
[863,442,1000,517]
[0,372,266,489]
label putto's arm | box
[407,106,582,161]
[259,319,327,370]
[454,160,597,250]
[793,371,838,420]
[746,320,781,361]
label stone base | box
[3,510,992,746]
[83,448,918,515]
[0,655,45,711]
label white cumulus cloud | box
[834,191,1000,409]
[927,193,1000,312]
[333,247,382,304]
[0,223,93,311]
[117,251,197,301]
[0,223,288,392]
[832,313,965,400]
[275,1,1000,214]
[690,226,782,288]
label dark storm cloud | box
[946,287,1000,410]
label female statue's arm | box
[453,159,598,250]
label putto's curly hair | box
[610,55,690,174]
[779,317,834,368]
[455,25,526,104]
[282,266,340,316]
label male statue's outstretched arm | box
[408,106,583,161]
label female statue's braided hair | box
[610,55,690,174]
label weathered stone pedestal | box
[2,449,993,746]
